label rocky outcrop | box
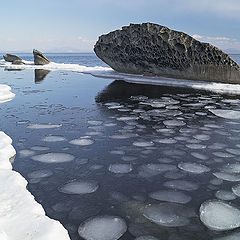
[94,23,240,83]
[3,54,22,62]
[3,54,24,65]
[33,49,50,65]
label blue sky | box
[1,0,240,53]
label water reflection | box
[96,80,207,103]
[35,69,51,83]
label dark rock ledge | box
[94,23,240,83]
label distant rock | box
[94,23,240,83]
[3,54,22,63]
[33,49,50,65]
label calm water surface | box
[1,53,240,240]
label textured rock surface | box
[3,54,22,63]
[94,23,240,83]
[33,49,51,65]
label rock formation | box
[3,54,24,65]
[33,49,50,65]
[3,54,22,62]
[94,23,240,83]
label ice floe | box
[231,184,240,197]
[69,138,94,146]
[28,169,53,179]
[209,109,240,120]
[200,200,240,231]
[109,164,133,174]
[42,135,66,142]
[163,180,199,191]
[163,120,186,127]
[78,215,127,240]
[149,190,192,204]
[215,190,237,201]
[27,123,62,129]
[222,163,240,174]
[0,84,15,103]
[143,203,194,227]
[19,149,35,157]
[213,172,240,182]
[31,152,74,163]
[178,162,210,174]
[59,180,99,194]
[133,141,154,147]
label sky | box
[1,0,240,53]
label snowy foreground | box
[0,86,70,240]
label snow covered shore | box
[0,85,70,240]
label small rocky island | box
[94,23,240,83]
[3,49,51,66]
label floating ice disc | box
[31,152,74,163]
[69,138,94,146]
[143,203,192,227]
[200,200,240,231]
[149,190,192,204]
[209,109,240,120]
[178,162,210,174]
[109,164,133,174]
[59,180,99,194]
[59,180,98,194]
[78,215,127,240]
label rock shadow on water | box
[35,69,51,83]
[95,80,208,102]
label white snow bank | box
[0,84,15,103]
[0,59,111,73]
[0,132,16,170]
[0,170,70,240]
[1,59,240,95]
[0,96,70,239]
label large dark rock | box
[3,54,22,62]
[94,23,240,83]
[33,49,50,65]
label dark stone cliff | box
[94,23,240,83]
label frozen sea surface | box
[1,53,240,240]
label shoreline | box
[0,86,70,240]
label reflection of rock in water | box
[96,80,202,102]
[4,68,24,72]
[35,69,51,83]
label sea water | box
[1,53,240,239]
